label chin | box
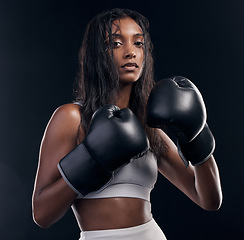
[119,78,139,85]
[119,75,141,84]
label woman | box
[32,8,222,240]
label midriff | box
[72,197,152,231]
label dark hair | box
[74,8,166,158]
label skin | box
[32,17,222,231]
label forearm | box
[193,155,222,211]
[32,177,77,228]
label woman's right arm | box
[32,103,85,228]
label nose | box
[125,51,136,59]
[125,52,136,59]
[124,45,136,59]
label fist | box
[85,104,149,171]
[147,76,206,144]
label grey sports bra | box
[73,101,158,201]
[78,151,158,201]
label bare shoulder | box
[50,103,82,127]
[41,103,85,161]
[45,103,83,137]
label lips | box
[121,62,138,68]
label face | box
[111,17,144,84]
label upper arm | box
[34,103,85,194]
[157,129,222,210]
[156,129,197,198]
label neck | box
[116,83,133,109]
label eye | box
[113,41,123,48]
[134,41,144,47]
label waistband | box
[79,218,167,240]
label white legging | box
[79,218,167,240]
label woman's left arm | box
[157,129,223,211]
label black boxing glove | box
[58,104,149,196]
[146,76,215,167]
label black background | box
[0,0,243,239]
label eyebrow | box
[111,33,144,37]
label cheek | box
[112,51,121,67]
[137,49,144,65]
